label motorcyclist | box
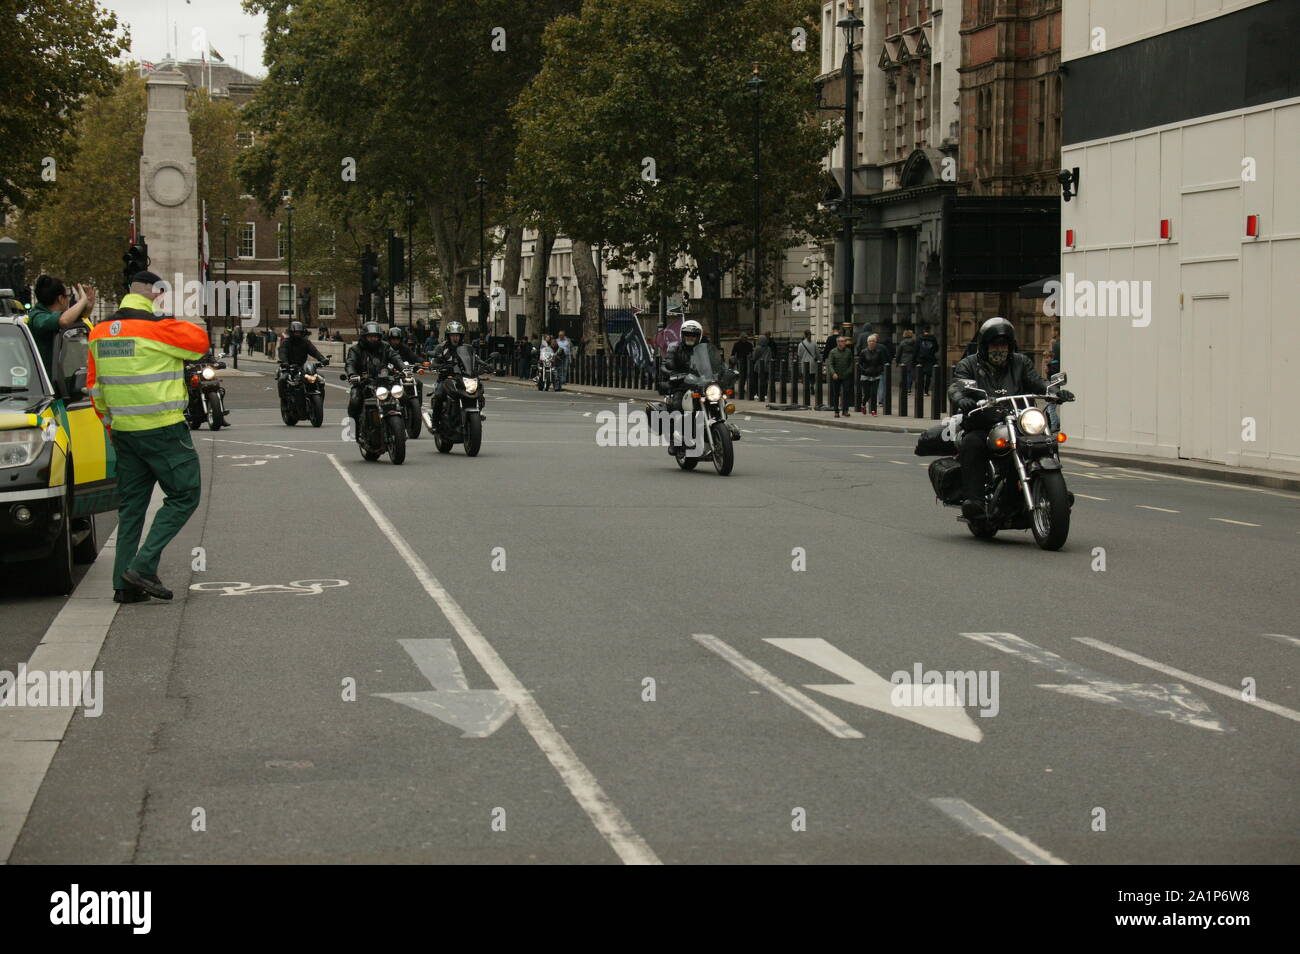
[345,321,403,426]
[659,319,704,451]
[429,320,474,425]
[386,325,426,401]
[947,316,1073,519]
[277,320,328,403]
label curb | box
[491,376,1300,492]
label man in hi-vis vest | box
[88,271,209,603]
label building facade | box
[1060,0,1300,475]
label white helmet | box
[680,319,703,345]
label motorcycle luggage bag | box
[928,457,963,504]
[914,423,957,456]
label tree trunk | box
[428,200,468,329]
[525,230,555,339]
[571,238,601,348]
[501,216,524,302]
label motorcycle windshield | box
[687,344,724,383]
[454,345,477,375]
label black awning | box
[1018,274,1059,299]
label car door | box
[51,325,119,515]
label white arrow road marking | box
[960,632,1231,732]
[373,639,515,738]
[1263,633,1300,649]
[764,638,983,743]
[930,798,1068,865]
[1076,638,1300,725]
[692,635,863,739]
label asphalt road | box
[9,366,1299,863]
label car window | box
[58,327,90,398]
[0,324,41,392]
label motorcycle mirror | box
[1050,372,1067,387]
[216,362,227,370]
[339,374,348,381]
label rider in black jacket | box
[277,321,328,402]
[948,317,1073,518]
[429,321,473,426]
[658,320,704,450]
[386,326,422,364]
[345,322,403,425]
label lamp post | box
[405,192,414,327]
[837,3,862,340]
[284,199,294,331]
[221,214,234,368]
[476,175,487,339]
[746,63,764,337]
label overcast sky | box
[102,0,268,76]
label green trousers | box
[110,421,201,590]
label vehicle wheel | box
[464,414,482,457]
[536,378,544,391]
[434,432,453,453]
[674,448,698,471]
[281,402,298,426]
[188,414,202,430]
[309,394,324,428]
[966,519,998,540]
[1030,471,1071,551]
[386,415,407,465]
[38,490,75,595]
[207,393,224,430]
[406,403,422,439]
[72,513,98,565]
[710,421,734,476]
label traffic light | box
[121,237,150,290]
[360,248,378,318]
[387,232,404,286]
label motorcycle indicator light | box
[190,374,200,386]
[725,388,734,397]
[994,437,1008,449]
[691,391,702,399]
[1056,432,1068,443]
[725,403,736,415]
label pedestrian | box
[826,335,853,417]
[822,328,840,360]
[795,328,818,400]
[516,336,532,378]
[27,275,96,376]
[731,332,753,369]
[915,325,939,395]
[554,329,571,390]
[895,328,917,395]
[87,270,208,603]
[857,333,887,415]
[751,333,773,401]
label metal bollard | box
[883,364,892,415]
[815,361,824,409]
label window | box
[236,130,254,148]
[1037,79,1047,164]
[238,223,255,258]
[277,223,286,260]
[278,284,295,318]
[238,282,256,317]
[318,289,336,318]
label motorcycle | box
[341,366,407,464]
[399,361,428,439]
[185,358,228,431]
[643,342,741,476]
[928,372,1075,550]
[279,358,328,427]
[422,344,486,457]
[536,349,557,391]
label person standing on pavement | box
[87,271,209,603]
[751,333,773,401]
[895,329,917,395]
[857,333,888,416]
[915,325,939,395]
[730,332,753,371]
[28,275,96,376]
[826,335,853,417]
[796,329,819,399]
[554,329,571,391]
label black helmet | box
[288,320,306,336]
[386,326,404,341]
[361,321,384,351]
[976,316,1017,362]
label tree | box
[0,0,129,213]
[240,0,576,328]
[511,0,836,337]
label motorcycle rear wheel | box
[1030,471,1071,550]
[674,448,698,471]
[966,519,998,539]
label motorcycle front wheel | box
[463,413,482,457]
[1030,471,1071,550]
[710,421,734,476]
[207,392,224,430]
[281,400,298,426]
[385,414,407,465]
[405,401,421,439]
[308,393,324,428]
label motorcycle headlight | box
[375,386,390,400]
[462,377,479,393]
[201,367,216,380]
[1018,408,1048,435]
[390,384,404,398]
[704,384,722,403]
[0,428,43,468]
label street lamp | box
[405,192,414,327]
[476,174,487,338]
[746,63,765,337]
[221,213,233,368]
[836,3,863,339]
[284,199,294,329]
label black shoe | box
[961,501,984,521]
[113,587,150,604]
[122,569,173,600]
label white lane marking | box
[206,438,324,455]
[930,798,1068,865]
[1112,467,1300,499]
[765,638,982,742]
[855,453,874,459]
[327,454,658,864]
[692,634,864,739]
[961,632,1230,732]
[1210,517,1261,527]
[1263,633,1300,649]
[1076,638,1300,725]
[1073,493,1107,501]
[373,639,514,738]
[1136,505,1180,513]
[889,460,908,465]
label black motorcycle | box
[423,344,485,457]
[927,372,1075,550]
[342,366,407,464]
[279,358,327,427]
[644,343,741,476]
[398,361,427,439]
[185,359,227,431]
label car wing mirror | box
[73,367,88,397]
[1049,371,1067,387]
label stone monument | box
[139,68,200,322]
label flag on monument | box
[139,60,156,73]
[209,47,225,63]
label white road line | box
[692,634,864,739]
[1076,638,1300,725]
[1073,493,1107,501]
[855,453,874,459]
[889,460,908,465]
[1209,517,1261,527]
[1263,633,1300,649]
[327,454,659,865]
[930,798,1068,865]
[1113,467,1300,499]
[1136,505,1180,513]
